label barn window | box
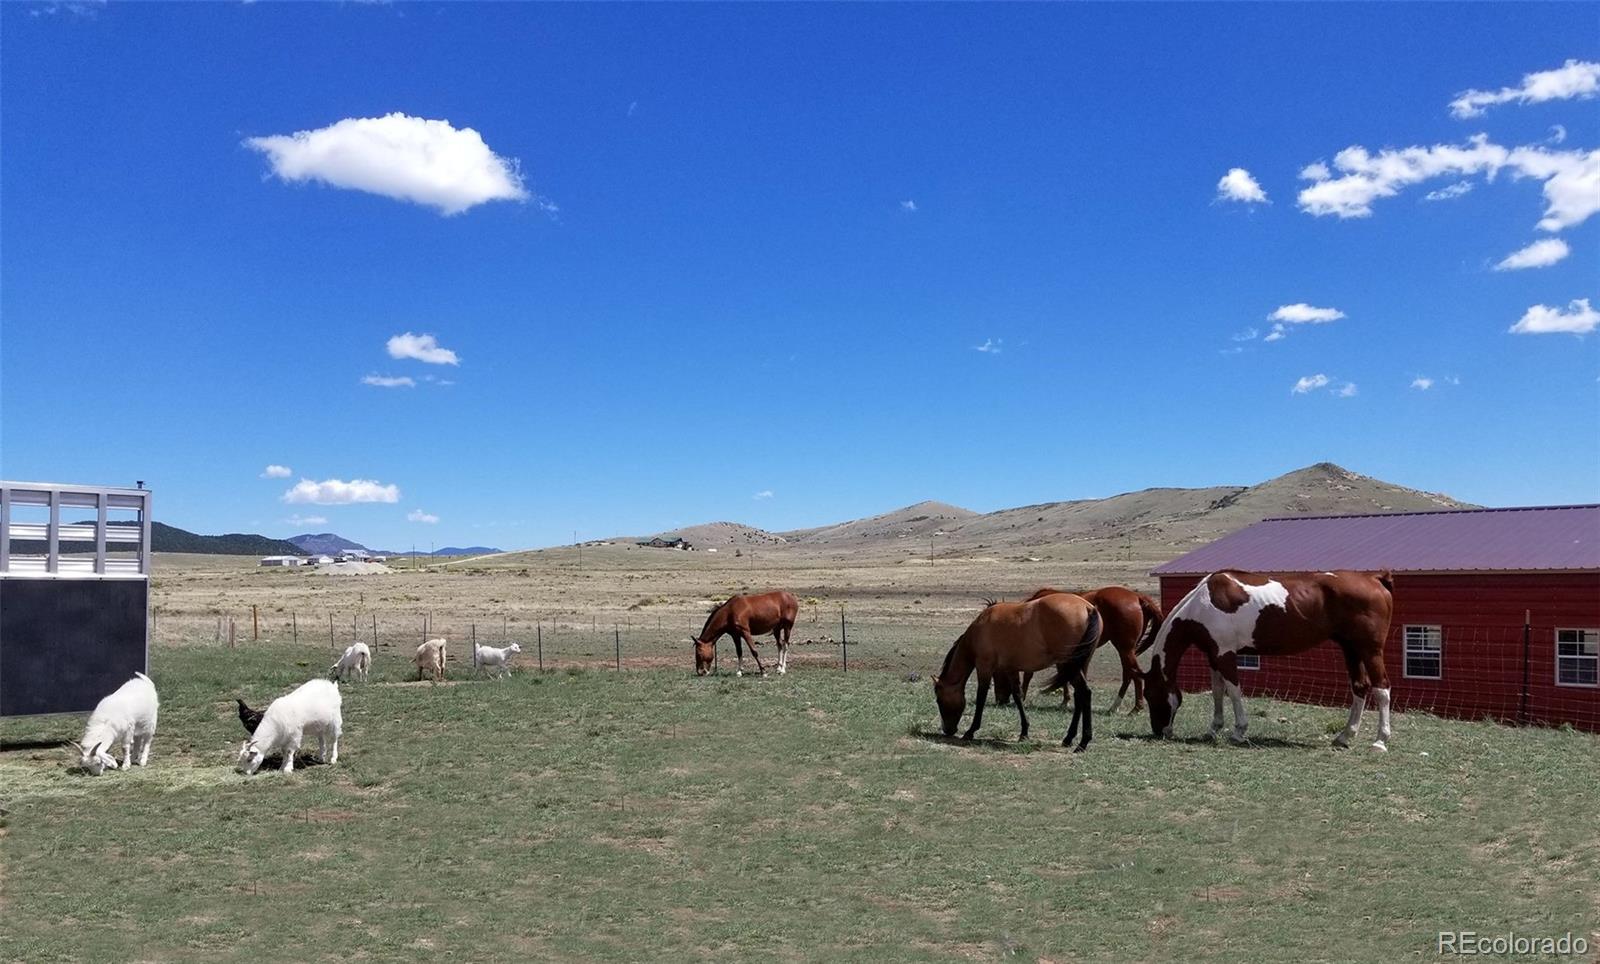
[1236,652,1260,670]
[1403,625,1443,679]
[1556,629,1599,687]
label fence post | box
[292,611,298,645]
[252,604,259,641]
[372,613,378,647]
[1519,610,1532,725]
[537,621,544,672]
[328,613,334,649]
[352,614,357,640]
[840,605,848,673]
[228,618,236,650]
[615,624,621,672]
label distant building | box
[337,550,371,562]
[1152,504,1599,732]
[638,537,693,551]
[259,555,304,567]
[306,554,334,566]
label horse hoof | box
[1072,745,1087,754]
[1370,741,1389,753]
[1228,733,1248,745]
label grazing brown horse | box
[1003,586,1164,713]
[1140,570,1395,749]
[691,591,799,676]
[933,593,1103,751]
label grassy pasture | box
[2,643,1597,962]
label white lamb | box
[72,672,159,775]
[330,641,371,682]
[414,638,448,681]
[237,678,342,775]
[472,641,522,678]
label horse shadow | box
[908,730,1057,753]
[1112,732,1318,750]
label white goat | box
[472,641,522,678]
[414,638,448,682]
[72,672,159,775]
[330,641,371,682]
[237,678,342,775]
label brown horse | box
[1003,586,1163,713]
[1140,570,1395,749]
[691,591,799,676]
[933,593,1103,751]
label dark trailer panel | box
[0,481,151,717]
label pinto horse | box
[691,591,799,676]
[934,593,1103,751]
[1139,569,1395,750]
[1003,586,1163,714]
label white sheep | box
[414,638,448,682]
[472,641,522,678]
[330,641,371,682]
[72,671,159,775]
[237,678,342,775]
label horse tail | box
[1043,606,1102,692]
[1135,593,1164,654]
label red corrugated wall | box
[1156,572,1600,732]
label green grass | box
[3,644,1597,962]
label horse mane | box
[980,596,1001,609]
[698,599,729,641]
[937,630,968,680]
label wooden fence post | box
[840,605,848,673]
[615,624,621,671]
[292,611,298,645]
[228,618,236,650]
[328,613,334,649]
[252,604,259,641]
[537,620,543,672]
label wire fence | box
[1170,621,1600,733]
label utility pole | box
[575,530,581,570]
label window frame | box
[1403,624,1444,680]
[1235,651,1260,671]
[1554,627,1599,689]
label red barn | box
[1150,505,1600,732]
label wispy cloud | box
[1264,303,1344,343]
[1232,327,1259,342]
[1216,167,1268,204]
[753,490,774,501]
[29,0,104,18]
[1296,135,1600,233]
[973,338,1002,354]
[243,112,531,216]
[1422,181,1473,202]
[627,100,638,117]
[1410,377,1434,391]
[362,374,416,388]
[282,478,401,505]
[387,332,460,365]
[407,509,440,524]
[260,464,292,479]
[900,199,918,213]
[1449,59,1600,119]
[1509,298,1600,335]
[285,514,327,527]
[1291,374,1358,397]
[1494,238,1570,271]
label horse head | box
[691,636,715,676]
[932,674,965,737]
[1143,654,1179,737]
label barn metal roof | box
[1151,504,1600,576]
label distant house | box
[337,550,371,562]
[305,554,334,566]
[1151,504,1599,731]
[638,537,693,551]
[259,555,303,568]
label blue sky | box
[3,3,1597,550]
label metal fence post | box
[615,624,621,671]
[292,611,298,645]
[328,613,334,649]
[1519,610,1532,725]
[537,621,543,672]
[840,605,848,672]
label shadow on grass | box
[905,729,1060,753]
[1111,732,1319,750]
[0,738,73,753]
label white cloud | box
[362,374,416,388]
[1549,125,1568,145]
[1291,374,1330,395]
[1270,303,1345,324]
[282,478,401,505]
[1263,327,1286,343]
[387,332,460,365]
[1299,162,1331,181]
[1494,238,1571,271]
[973,338,1002,354]
[1410,377,1434,391]
[1509,298,1600,335]
[1232,327,1258,342]
[243,112,530,216]
[900,199,918,212]
[1216,167,1268,204]
[285,514,327,527]
[260,464,292,479]
[407,509,440,524]
[1334,382,1358,398]
[1295,135,1600,233]
[1449,59,1600,118]
[753,490,774,500]
[1423,181,1473,202]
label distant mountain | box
[16,521,305,556]
[377,546,503,557]
[288,533,372,556]
[627,463,1474,560]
